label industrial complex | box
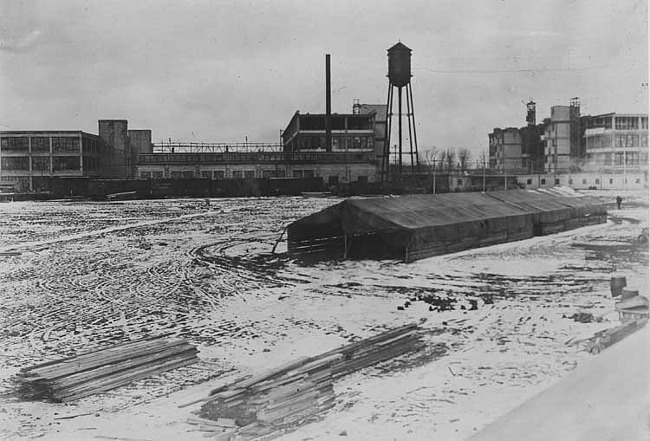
[0,42,647,197]
[1,16,648,439]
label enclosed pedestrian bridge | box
[287,189,607,262]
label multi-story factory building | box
[488,127,525,172]
[0,131,102,192]
[136,102,385,185]
[543,98,583,174]
[0,120,152,191]
[583,113,648,172]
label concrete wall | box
[516,172,648,190]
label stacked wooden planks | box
[18,337,198,402]
[197,323,422,439]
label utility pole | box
[503,146,507,191]
[432,159,437,195]
[482,154,486,192]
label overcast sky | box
[0,0,647,157]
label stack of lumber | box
[18,337,198,402]
[197,323,422,440]
[583,319,647,354]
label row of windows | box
[140,169,318,180]
[296,135,373,150]
[53,138,80,152]
[587,135,649,149]
[0,137,82,152]
[1,156,83,171]
[569,177,641,185]
[615,134,642,148]
[614,116,648,130]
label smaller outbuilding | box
[287,189,606,262]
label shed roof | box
[290,189,605,236]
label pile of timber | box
[585,319,648,354]
[18,337,198,402]
[196,323,422,440]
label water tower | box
[381,42,419,180]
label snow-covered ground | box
[0,190,647,440]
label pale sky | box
[0,0,647,158]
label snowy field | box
[0,190,648,440]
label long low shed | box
[287,189,607,262]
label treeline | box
[418,147,487,172]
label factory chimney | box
[325,54,332,152]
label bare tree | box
[418,146,438,169]
[457,148,472,172]
[443,148,456,172]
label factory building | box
[0,131,102,192]
[136,148,377,185]
[136,102,385,185]
[543,98,583,173]
[489,101,545,174]
[488,128,525,173]
[0,120,152,192]
[583,113,648,172]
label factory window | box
[582,178,587,184]
[232,171,242,178]
[52,137,80,153]
[1,137,29,151]
[152,171,163,179]
[31,137,50,152]
[140,171,152,179]
[349,136,372,149]
[292,170,303,178]
[85,157,98,171]
[244,170,255,179]
[303,170,314,178]
[213,171,225,180]
[595,179,600,185]
[457,179,463,186]
[170,171,182,179]
[32,157,50,171]
[603,153,612,165]
[609,178,614,184]
[1,157,29,170]
[568,178,573,185]
[347,116,372,130]
[540,178,546,185]
[275,170,286,178]
[614,153,624,165]
[642,135,648,147]
[526,178,532,185]
[642,117,648,129]
[615,116,638,130]
[627,152,639,165]
[331,116,345,130]
[200,171,211,179]
[53,156,80,171]
[555,179,560,185]
[181,171,193,178]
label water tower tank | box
[387,42,412,87]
